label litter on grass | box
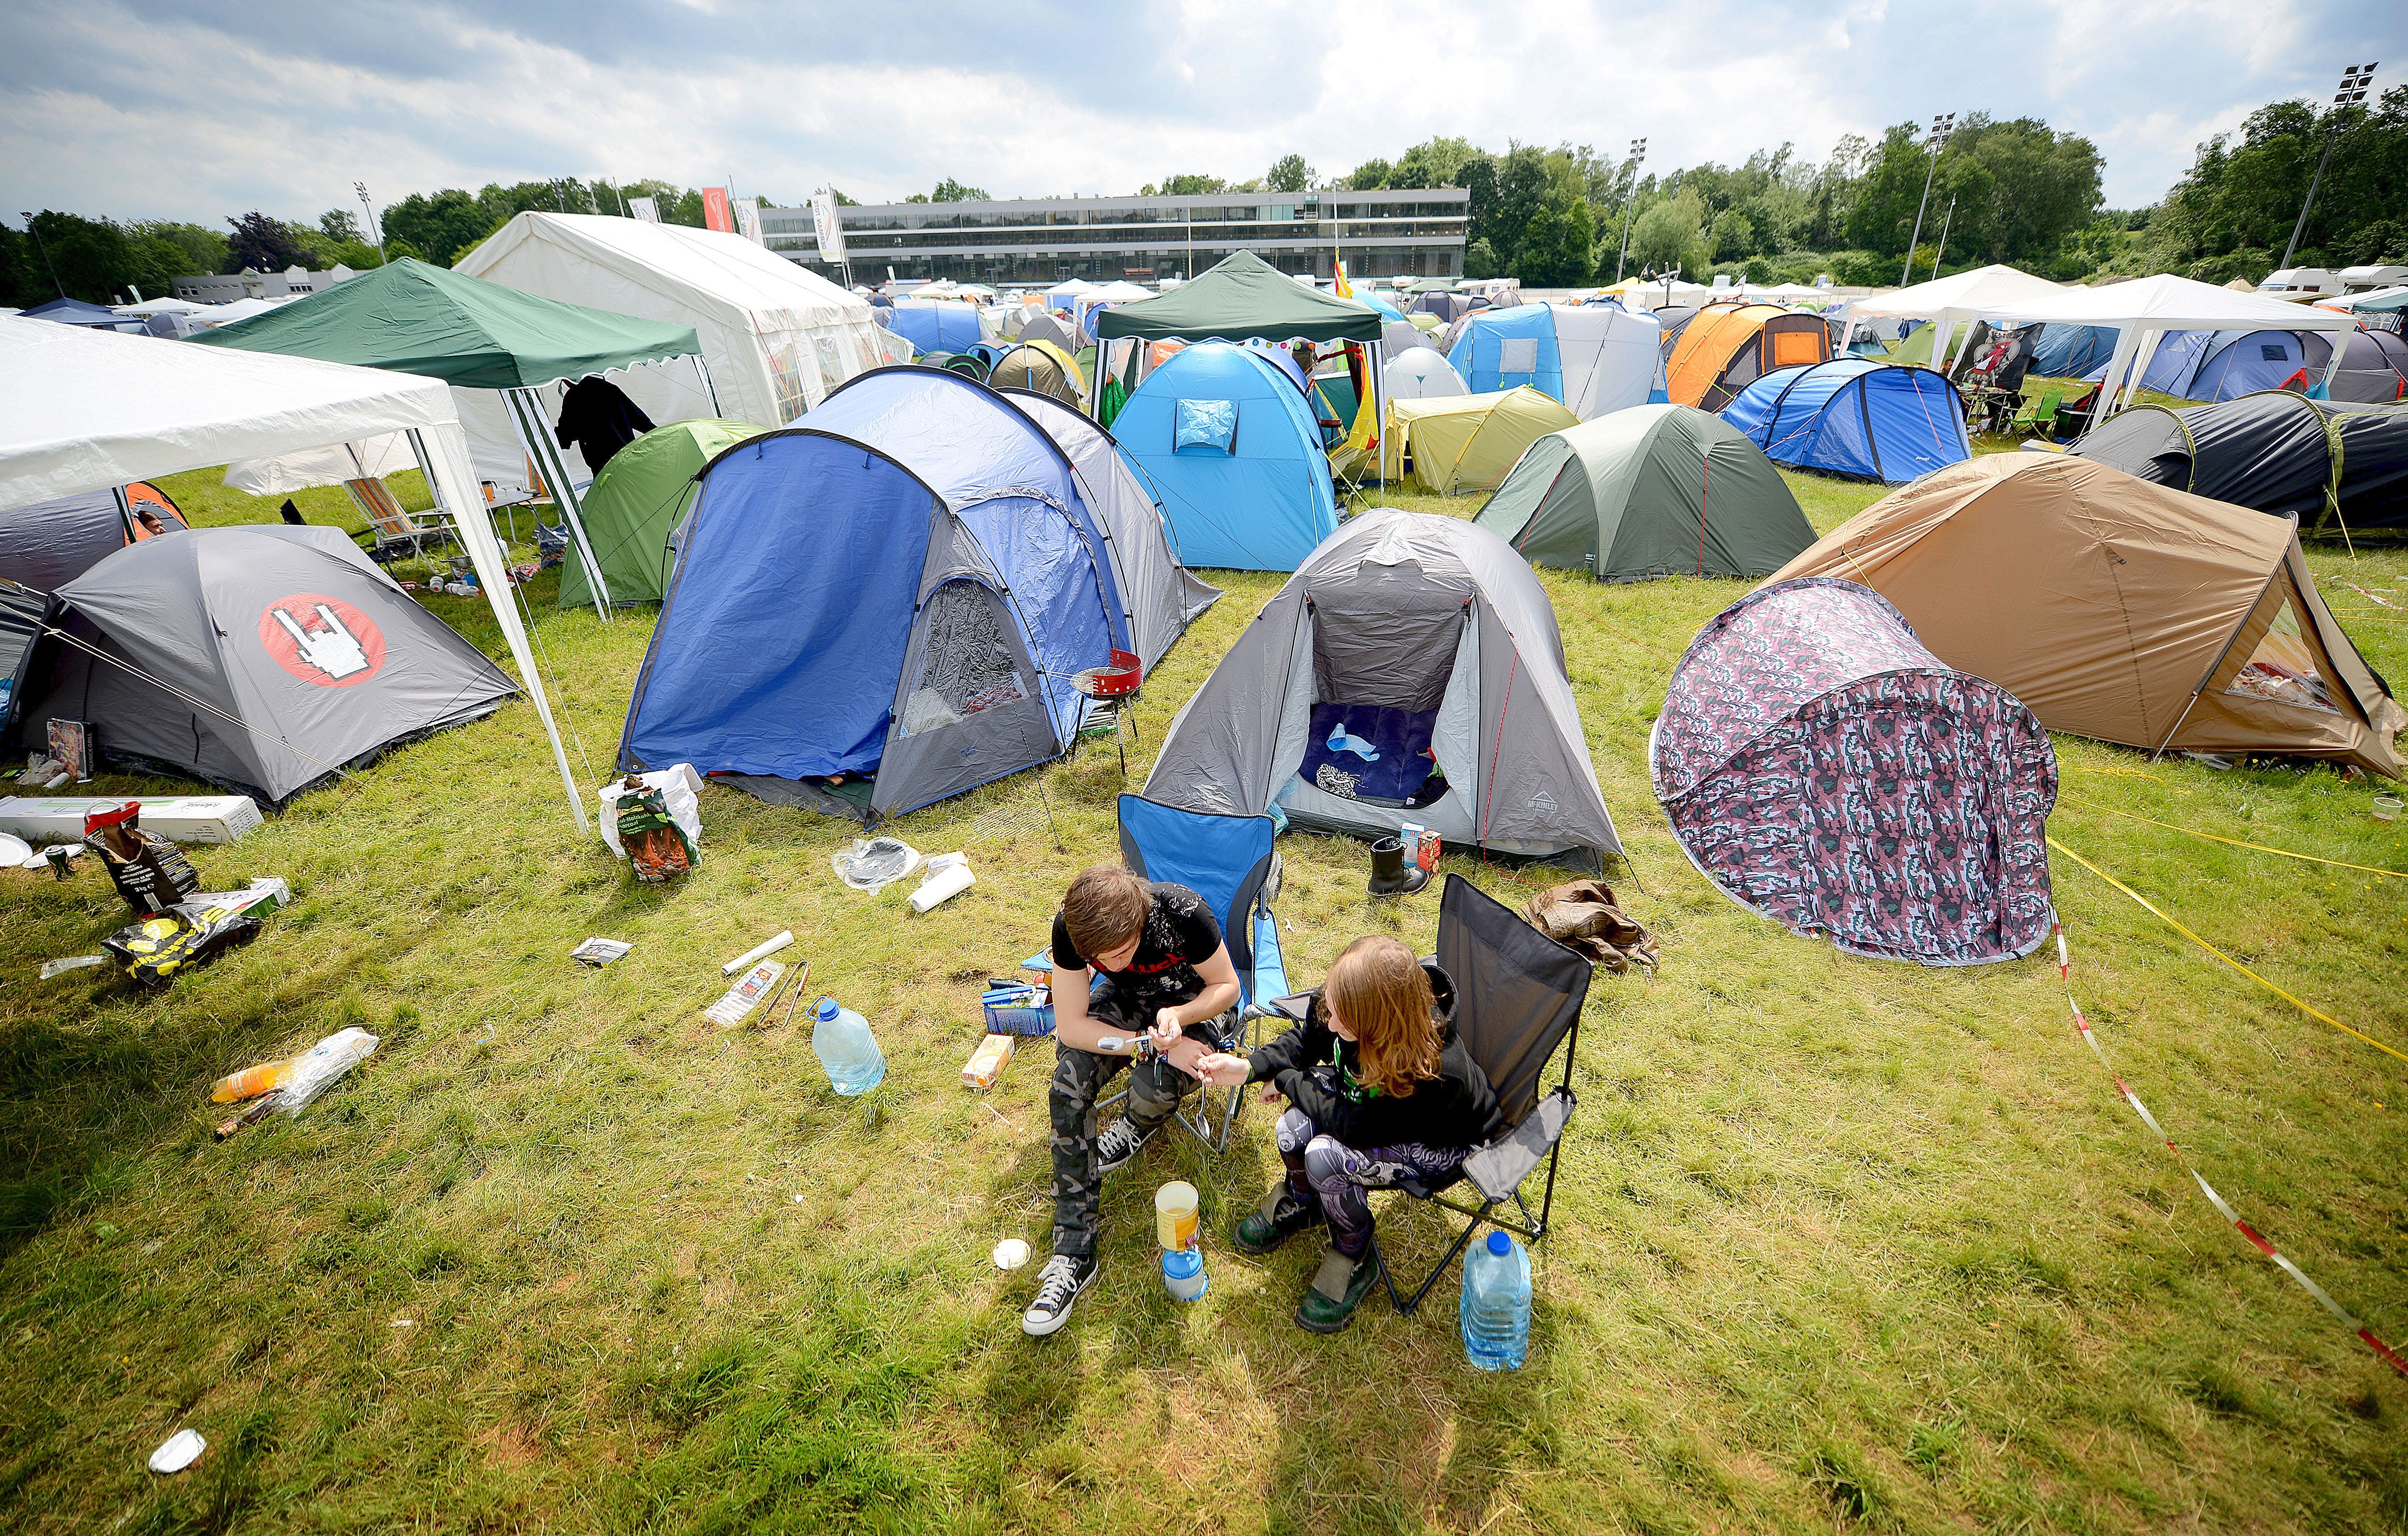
[571,937,633,966]
[832,837,922,892]
[147,1429,204,1475]
[39,955,104,979]
[705,960,784,1027]
[909,851,974,912]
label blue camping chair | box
[1113,793,1290,1151]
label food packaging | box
[909,854,974,913]
[961,1032,1015,1090]
[704,960,784,1026]
[0,795,261,845]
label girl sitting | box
[1196,935,1502,1332]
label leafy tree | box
[1461,237,1501,281]
[320,209,362,243]
[128,221,228,281]
[1629,188,1707,276]
[1152,174,1227,197]
[0,224,28,308]
[2148,86,2407,273]
[18,211,131,302]
[378,191,495,269]
[929,179,990,202]
[1347,158,1392,190]
[1393,136,1478,189]
[827,187,859,206]
[1451,152,1499,253]
[224,211,318,272]
[1514,197,1595,287]
[1265,154,1314,193]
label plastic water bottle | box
[1460,1230,1531,1370]
[809,997,886,1096]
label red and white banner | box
[700,187,734,233]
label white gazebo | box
[1841,264,2066,373]
[1975,273,2359,417]
[0,317,589,831]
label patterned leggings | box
[1276,1100,1468,1258]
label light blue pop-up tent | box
[1111,342,1339,571]
[618,366,1195,821]
[1720,359,1970,484]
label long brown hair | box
[1322,936,1441,1098]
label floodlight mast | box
[353,181,387,266]
[1901,113,1956,288]
[1613,138,1647,283]
[2280,64,2377,273]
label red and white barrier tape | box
[2053,922,2407,1378]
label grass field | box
[1,453,2403,1535]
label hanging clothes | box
[554,377,655,475]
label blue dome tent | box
[1111,342,1339,571]
[882,299,983,356]
[2098,328,2331,403]
[1720,359,1970,484]
[2029,323,2117,379]
[617,367,1144,822]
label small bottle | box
[1460,1230,1531,1370]
[210,1058,292,1104]
[809,997,886,1096]
[1161,1245,1208,1301]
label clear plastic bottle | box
[1460,1230,1531,1370]
[809,997,886,1096]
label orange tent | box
[1664,303,1830,411]
[1767,453,2404,776]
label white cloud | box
[2,0,2399,225]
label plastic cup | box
[2374,795,2403,823]
[1154,1181,1199,1251]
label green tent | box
[190,257,701,387]
[559,418,764,609]
[1096,251,1382,344]
[1473,404,1814,580]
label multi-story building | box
[757,189,1466,287]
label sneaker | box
[1234,1183,1324,1254]
[1020,1252,1099,1337]
[1093,1114,1159,1175]
[1295,1243,1380,1334]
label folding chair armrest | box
[1462,1087,1576,1204]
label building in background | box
[173,265,359,304]
[758,190,1466,286]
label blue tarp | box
[618,368,1125,809]
[882,300,983,355]
[1448,305,1564,402]
[1114,343,1338,571]
[1720,359,1970,484]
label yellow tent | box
[1358,387,1580,494]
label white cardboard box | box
[0,795,264,845]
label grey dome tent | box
[1473,404,1814,580]
[0,482,189,592]
[2068,392,2408,534]
[15,525,516,805]
[1143,509,1621,871]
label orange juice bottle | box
[209,1058,293,1103]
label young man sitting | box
[1021,864,1240,1336]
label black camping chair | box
[1260,873,1592,1315]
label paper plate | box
[0,834,30,869]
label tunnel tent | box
[0,481,188,592]
[994,386,1221,674]
[0,314,587,829]
[1651,576,2057,966]
[1446,303,1662,419]
[1720,359,1970,484]
[1664,302,1832,410]
[1371,388,1579,494]
[16,525,519,806]
[1767,453,2404,777]
[619,366,1174,823]
[2067,392,2408,534]
[188,255,709,620]
[1475,405,1812,580]
[1144,508,1621,871]
[1109,341,1341,571]
[557,418,765,611]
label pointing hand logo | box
[259,594,386,688]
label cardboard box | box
[962,1033,1016,1090]
[0,795,263,845]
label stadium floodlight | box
[1901,113,1957,289]
[2281,64,2378,272]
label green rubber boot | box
[1234,1182,1323,1255]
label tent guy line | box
[37,625,363,786]
[2059,794,2408,880]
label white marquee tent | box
[1975,273,2359,417]
[1841,264,2066,373]
[0,317,588,830]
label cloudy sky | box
[4,0,2401,229]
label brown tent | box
[983,341,1083,407]
[1766,454,2404,776]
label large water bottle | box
[809,997,886,1095]
[1460,1230,1531,1370]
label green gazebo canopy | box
[1096,251,1382,344]
[190,257,702,389]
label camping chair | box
[1105,794,1290,1152]
[2009,388,2064,439]
[1260,874,1592,1315]
[346,477,456,566]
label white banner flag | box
[810,191,847,263]
[629,197,660,224]
[732,197,762,246]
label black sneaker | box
[1020,1252,1099,1337]
[1234,1183,1324,1254]
[1093,1114,1159,1175]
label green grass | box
[2,457,2404,1534]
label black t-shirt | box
[1050,883,1222,1007]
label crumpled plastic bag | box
[1522,879,1659,974]
[831,836,923,892]
[101,894,266,985]
[599,766,702,865]
[279,1027,379,1116]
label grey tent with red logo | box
[15,525,516,805]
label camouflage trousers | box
[1047,987,1225,1259]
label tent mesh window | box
[900,580,1028,735]
[1498,337,1540,378]
[2224,597,2338,713]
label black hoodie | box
[1244,960,1503,1150]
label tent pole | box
[506,387,613,622]
[693,353,724,418]
[2317,326,2349,399]
[408,426,591,834]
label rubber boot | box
[1367,837,1429,897]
